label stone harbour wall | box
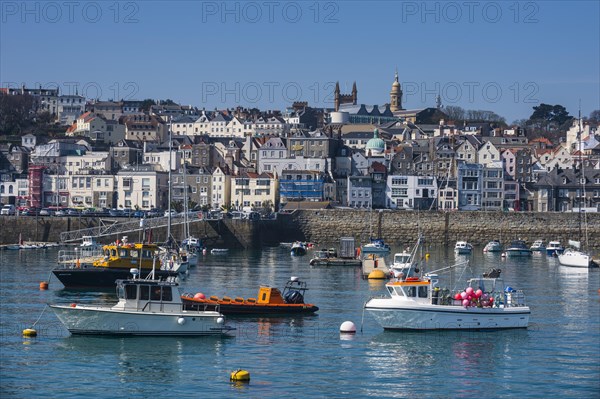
[1,211,599,252]
[275,210,600,251]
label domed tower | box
[366,128,385,156]
[390,69,402,112]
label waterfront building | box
[347,175,372,209]
[211,166,231,210]
[230,171,278,212]
[385,175,437,210]
[115,165,167,210]
[457,162,483,211]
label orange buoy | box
[70,303,77,308]
[39,281,49,290]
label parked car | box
[146,208,161,218]
[133,210,146,218]
[66,208,80,216]
[54,209,66,216]
[20,207,41,216]
[164,210,177,217]
[39,208,54,216]
[1,204,16,215]
[109,209,123,217]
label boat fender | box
[374,259,378,268]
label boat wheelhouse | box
[530,240,546,252]
[546,241,564,257]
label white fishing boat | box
[483,240,503,253]
[50,269,234,336]
[361,238,391,256]
[390,234,423,279]
[290,241,307,256]
[546,241,564,257]
[211,248,229,255]
[365,267,530,330]
[530,240,546,252]
[505,240,532,257]
[454,241,473,255]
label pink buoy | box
[466,287,474,295]
[460,292,467,299]
[475,289,483,298]
[462,299,470,307]
[194,293,206,300]
[454,293,462,300]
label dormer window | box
[562,178,567,184]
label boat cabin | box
[385,276,438,305]
[113,278,182,312]
[94,242,159,269]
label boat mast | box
[577,107,586,248]
[183,156,189,239]
[167,126,172,246]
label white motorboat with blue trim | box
[365,266,530,330]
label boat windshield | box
[394,253,411,264]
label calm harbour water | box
[1,244,599,398]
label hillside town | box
[1,74,599,216]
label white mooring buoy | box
[339,321,356,334]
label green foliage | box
[529,103,572,126]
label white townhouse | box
[385,175,438,210]
[225,116,254,138]
[116,166,167,210]
[478,141,502,167]
[62,151,111,175]
[169,115,197,136]
[191,112,212,135]
[143,149,181,172]
[211,166,231,210]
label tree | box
[140,99,156,112]
[529,103,572,127]
[444,106,465,122]
[0,93,36,134]
[588,110,600,123]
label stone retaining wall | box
[1,211,599,251]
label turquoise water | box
[1,246,599,398]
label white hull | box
[50,305,227,336]
[366,300,530,330]
[557,249,591,268]
[454,248,472,255]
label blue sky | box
[1,0,598,123]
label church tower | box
[351,81,357,105]
[390,69,402,112]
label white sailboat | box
[558,114,593,268]
[159,130,189,275]
[181,161,200,266]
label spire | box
[352,81,357,93]
[394,67,399,82]
[335,81,340,93]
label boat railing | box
[57,249,104,267]
[506,290,527,307]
